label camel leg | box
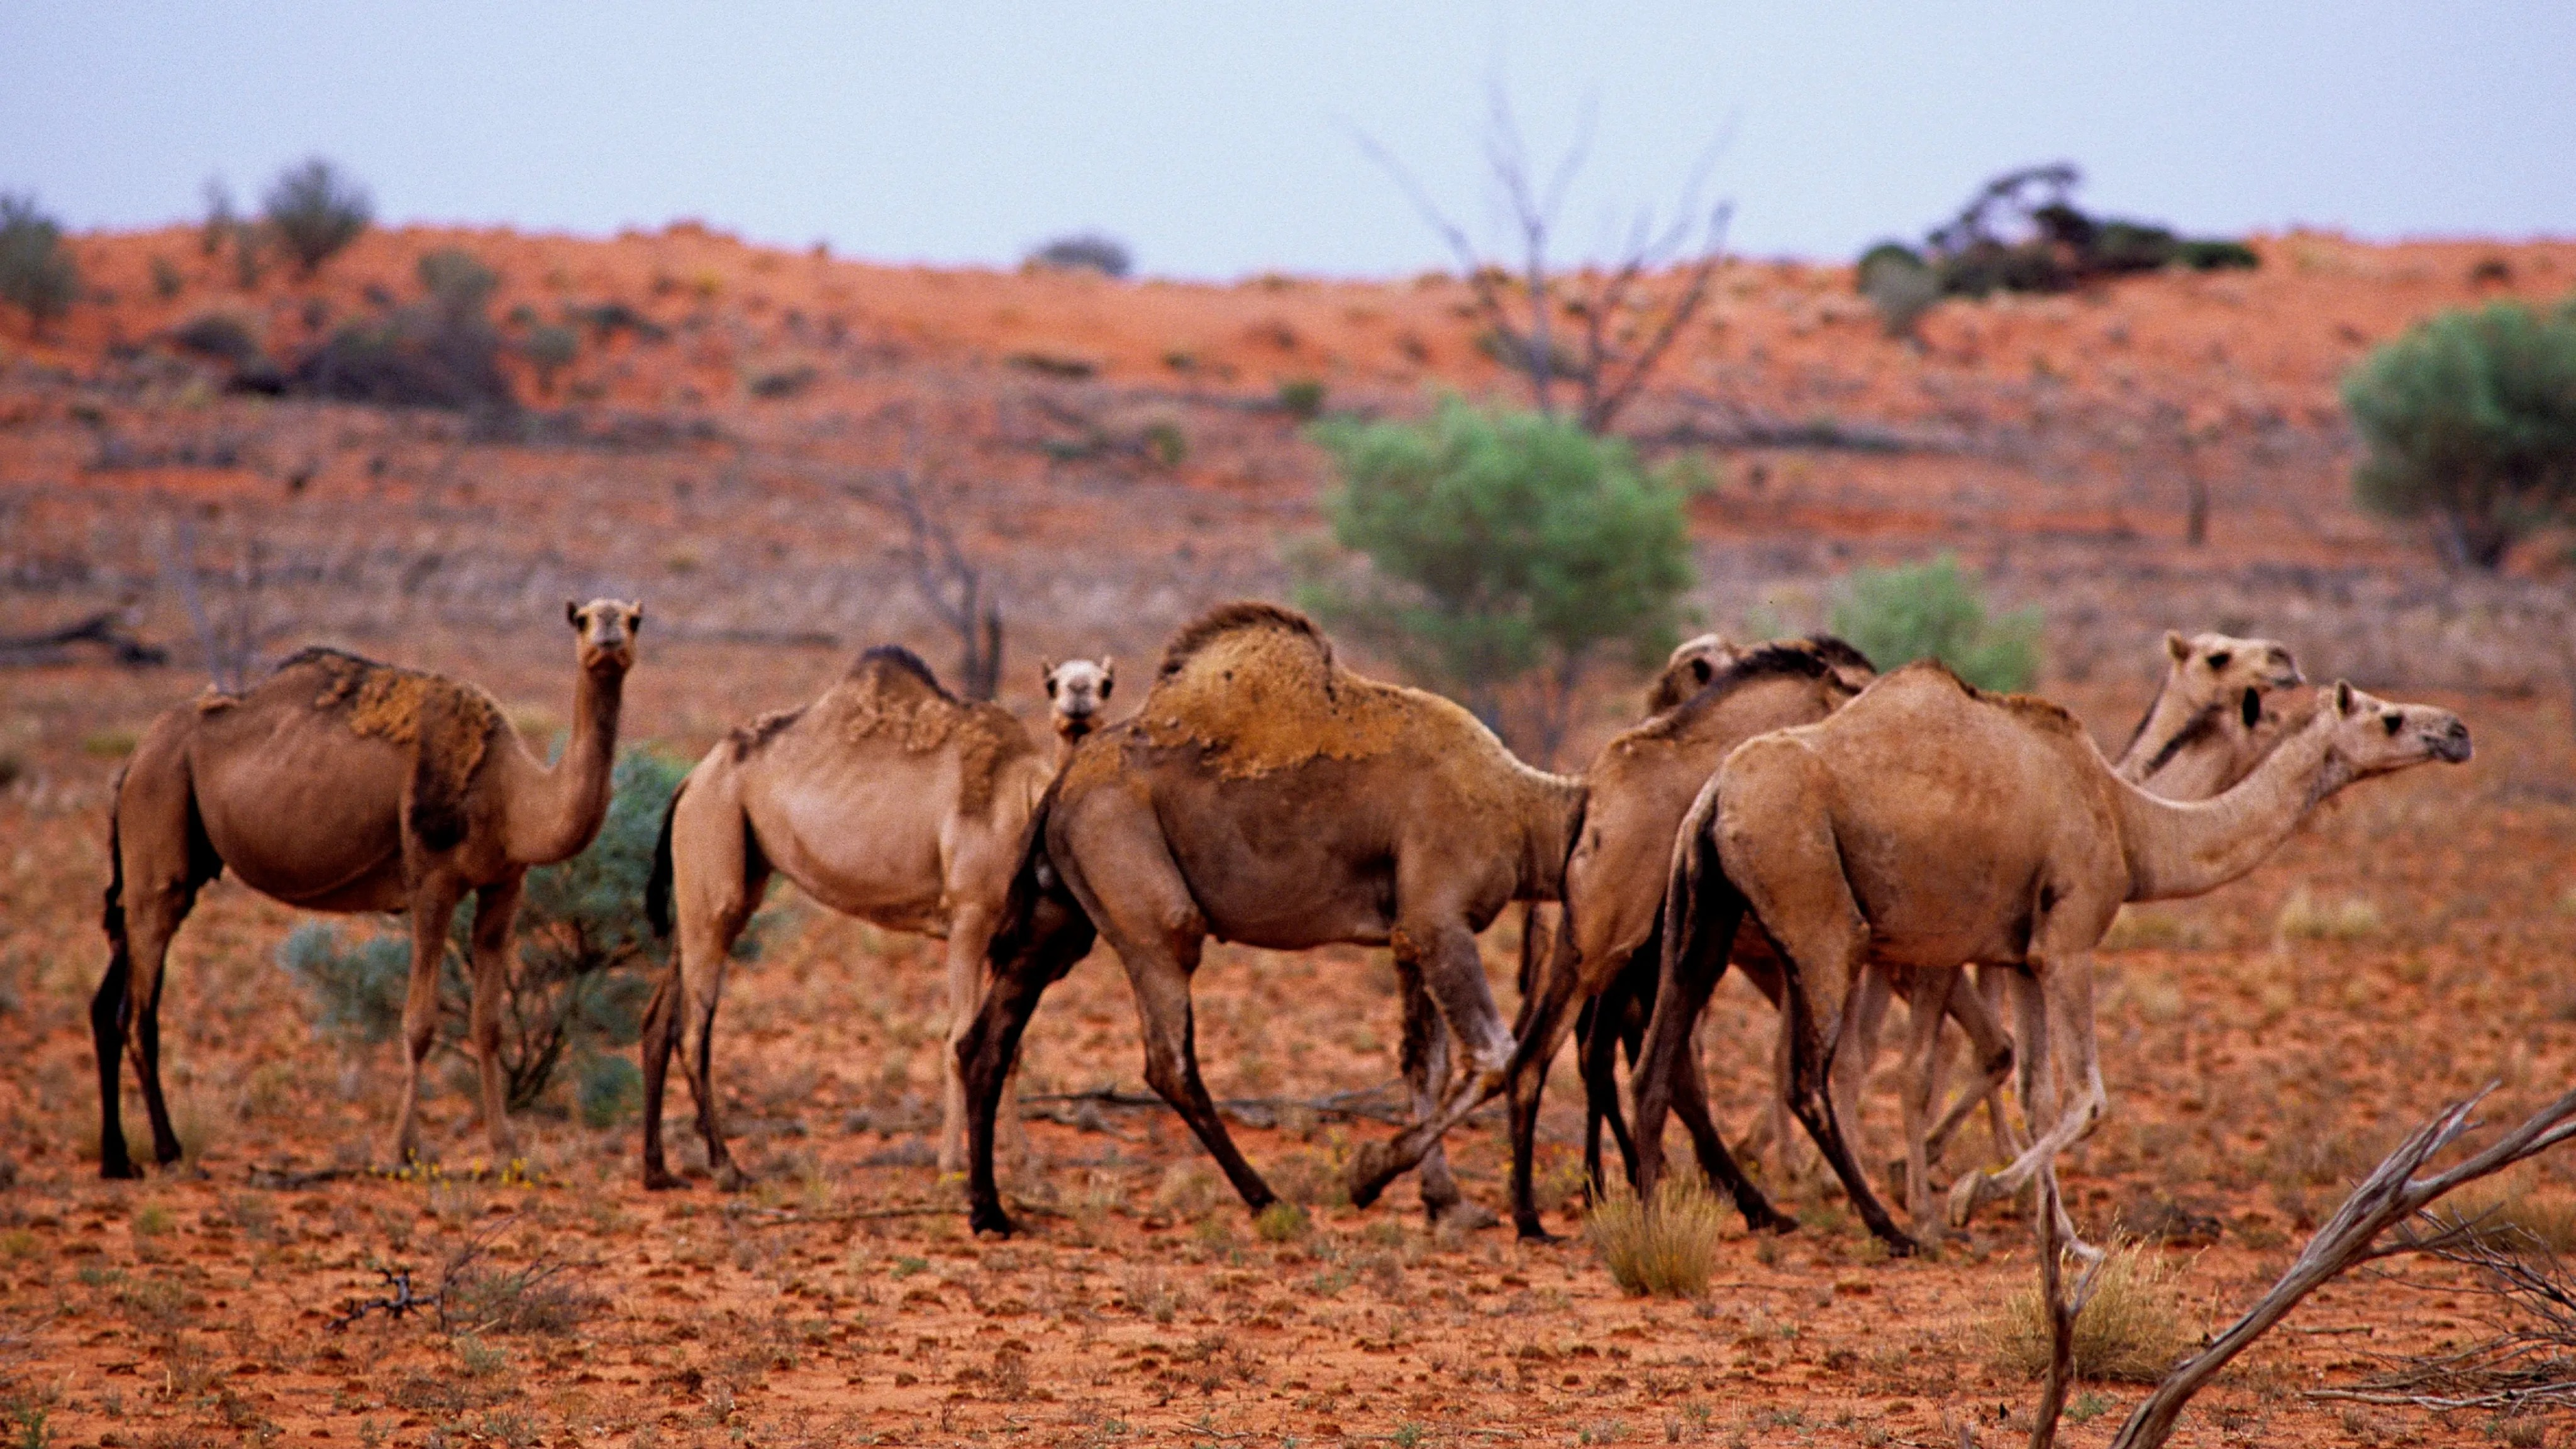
[1576,993,1628,1199]
[1948,952,2106,1246]
[1631,874,1792,1235]
[389,875,468,1168]
[1826,962,1897,1192]
[677,947,743,1190]
[959,887,1096,1236]
[940,902,1030,1178]
[1346,913,1516,1210]
[1499,923,1596,1238]
[1920,966,2022,1169]
[465,876,525,1161]
[637,963,688,1189]
[91,934,138,1179]
[1893,969,1958,1233]
[1397,958,1491,1228]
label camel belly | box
[752,792,950,934]
[192,732,408,909]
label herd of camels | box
[89,593,2471,1258]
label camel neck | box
[2116,711,2342,902]
[506,661,626,863]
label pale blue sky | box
[4,3,2570,279]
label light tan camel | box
[637,647,1109,1189]
[1639,665,2470,1248]
[94,601,641,1176]
[1041,656,1114,763]
[1641,634,1738,715]
[955,602,1587,1236]
[1794,630,2309,1208]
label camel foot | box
[969,1201,1018,1238]
[711,1162,752,1193]
[1748,1203,1801,1236]
[641,1165,695,1192]
[1428,1197,1500,1232]
[1343,1140,1406,1209]
[100,1153,143,1181]
[1514,1216,1560,1245]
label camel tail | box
[645,779,683,938]
[101,799,131,985]
[1658,783,1737,1000]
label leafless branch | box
[2028,1171,2111,1449]
[155,513,280,692]
[2106,1082,2576,1448]
[850,411,1003,699]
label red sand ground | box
[5,226,2576,1447]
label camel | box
[1041,656,1114,763]
[954,601,1588,1236]
[637,647,1110,1189]
[1772,629,2309,1206]
[94,600,642,1177]
[1638,665,2470,1250]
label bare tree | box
[1360,87,1733,435]
[2091,1082,2576,1449]
[155,512,283,692]
[854,418,1004,701]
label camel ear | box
[2333,679,2355,716]
[1042,662,1058,699]
[2165,630,2190,663]
[565,600,582,628]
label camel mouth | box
[2432,726,2473,763]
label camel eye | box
[1099,677,1113,699]
[2204,650,2231,671]
[2382,713,2403,735]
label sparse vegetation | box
[1987,1240,2189,1383]
[2273,886,2382,943]
[282,752,735,1111]
[262,158,372,275]
[1882,164,2256,303]
[1026,233,1133,279]
[1302,397,1696,760]
[0,193,80,336]
[1275,377,1326,420]
[1831,553,2041,692]
[522,323,579,396]
[2343,298,2576,569]
[292,248,513,413]
[1587,1177,1728,1298]
[1855,243,1941,340]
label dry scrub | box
[1587,1177,1729,1298]
[1987,1240,2192,1384]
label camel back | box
[819,645,1035,816]
[1870,659,2092,748]
[1138,601,1443,781]
[1624,636,1872,746]
[266,647,504,850]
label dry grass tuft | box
[2431,1173,2576,1255]
[1587,1176,1728,1298]
[1987,1240,2192,1384]
[2275,886,2382,943]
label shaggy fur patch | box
[827,649,1035,816]
[288,647,502,851]
[1138,601,1428,779]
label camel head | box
[2163,630,2304,733]
[565,598,644,675]
[1043,656,1114,737]
[1645,634,1738,715]
[2318,680,2473,786]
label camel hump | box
[1879,657,2085,740]
[827,644,1036,816]
[1155,600,1328,680]
[283,645,503,852]
[1140,601,1450,780]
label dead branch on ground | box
[0,609,167,669]
[2103,1082,2576,1449]
[2309,1232,2576,1413]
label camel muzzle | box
[2433,723,2473,762]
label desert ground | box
[4,225,2576,1447]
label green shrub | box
[1026,233,1132,279]
[1302,397,1696,759]
[291,248,511,412]
[1831,553,2041,692]
[280,752,756,1111]
[2342,299,2576,569]
[150,255,185,301]
[262,158,372,274]
[1276,377,1326,419]
[522,323,579,395]
[0,193,81,336]
[1857,242,1940,340]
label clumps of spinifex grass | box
[2429,1172,2576,1255]
[1986,1240,2192,1383]
[1587,1177,1729,1297]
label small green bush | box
[2342,299,2576,570]
[281,752,755,1111]
[1276,377,1326,419]
[522,323,579,395]
[1857,242,1941,340]
[0,193,81,335]
[1832,553,2041,692]
[262,158,372,275]
[291,248,511,412]
[1025,233,1131,279]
